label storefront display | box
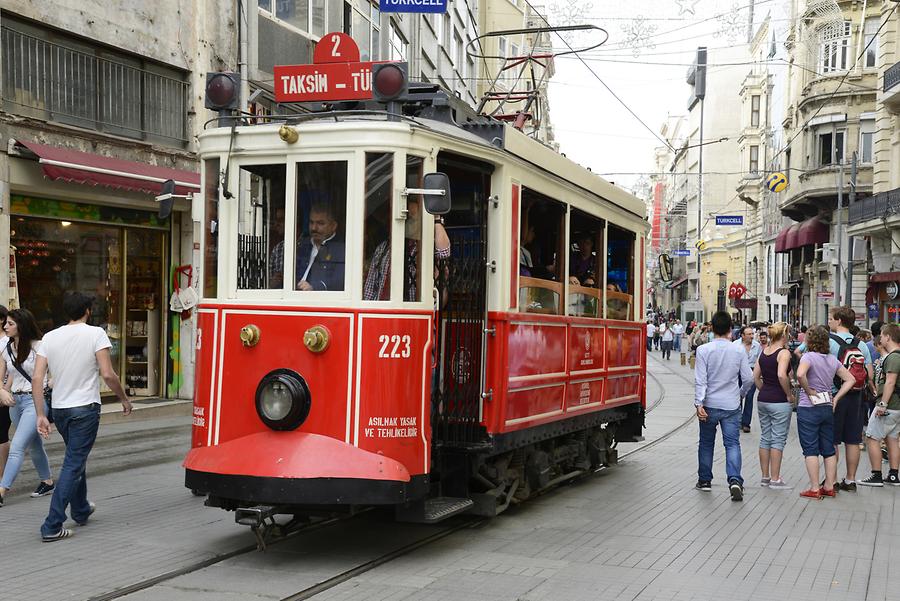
[10,195,167,397]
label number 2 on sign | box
[378,334,411,359]
[331,34,341,57]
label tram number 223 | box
[378,334,411,359]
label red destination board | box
[275,32,376,103]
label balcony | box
[884,61,900,110]
[848,188,900,226]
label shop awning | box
[784,222,802,251]
[665,275,689,289]
[774,225,791,253]
[13,139,200,196]
[797,216,829,247]
[871,271,900,283]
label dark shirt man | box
[296,204,345,291]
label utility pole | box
[846,152,857,310]
[834,160,844,306]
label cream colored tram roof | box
[198,116,646,221]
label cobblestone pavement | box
[3,353,899,601]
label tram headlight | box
[254,369,311,431]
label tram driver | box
[296,203,345,291]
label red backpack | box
[830,334,868,391]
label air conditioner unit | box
[821,243,838,265]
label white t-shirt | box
[646,324,657,337]
[673,324,685,335]
[3,340,45,393]
[37,323,112,408]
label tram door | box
[433,153,492,450]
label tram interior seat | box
[568,284,600,318]
[519,276,562,315]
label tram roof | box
[200,111,645,221]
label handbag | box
[6,340,53,422]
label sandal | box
[819,487,836,498]
[799,489,822,499]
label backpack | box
[830,334,867,391]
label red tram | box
[184,82,647,525]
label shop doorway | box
[11,216,167,398]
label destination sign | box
[379,0,448,13]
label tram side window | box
[403,155,424,302]
[236,164,286,290]
[606,225,635,321]
[362,152,393,301]
[203,158,219,298]
[519,190,565,314]
[295,161,348,291]
[567,210,604,318]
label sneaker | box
[729,480,744,501]
[800,489,822,499]
[31,482,54,498]
[760,477,771,487]
[42,529,73,542]
[695,480,712,491]
[883,448,890,463]
[859,473,884,487]
[768,479,793,490]
[838,479,857,492]
[887,473,900,486]
[75,501,96,526]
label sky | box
[541,0,777,195]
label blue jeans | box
[674,334,682,352]
[697,407,743,484]
[797,406,835,458]
[757,402,792,451]
[646,336,653,352]
[41,404,100,537]
[0,393,52,489]
[741,385,756,428]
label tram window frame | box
[519,189,566,315]
[235,163,287,291]
[294,159,350,293]
[361,152,394,301]
[203,157,220,299]
[567,209,605,319]
[402,155,425,303]
[606,225,636,321]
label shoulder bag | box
[6,340,53,422]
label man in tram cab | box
[296,203,345,291]
[568,232,596,287]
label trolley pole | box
[697,98,704,298]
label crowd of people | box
[689,306,900,501]
[0,292,131,541]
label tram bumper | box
[184,431,423,506]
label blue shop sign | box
[715,215,744,226]
[379,0,448,13]
[672,249,691,257]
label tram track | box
[90,358,698,601]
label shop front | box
[869,273,900,325]
[10,195,168,397]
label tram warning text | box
[364,416,418,439]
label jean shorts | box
[758,402,792,451]
[797,405,836,458]
[865,410,900,440]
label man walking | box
[33,292,131,542]
[733,326,762,433]
[672,319,685,354]
[859,323,900,487]
[646,321,656,352]
[695,311,753,501]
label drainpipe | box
[856,0,869,76]
[239,0,250,111]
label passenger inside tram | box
[568,232,597,287]
[295,203,345,291]
[519,194,564,313]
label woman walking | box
[796,325,856,499]
[753,322,795,489]
[0,309,54,506]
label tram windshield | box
[294,161,348,292]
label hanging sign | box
[817,291,834,300]
[275,33,376,103]
[716,215,744,226]
[379,0,448,13]
[672,249,691,257]
[887,281,899,300]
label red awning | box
[775,225,791,252]
[14,139,200,196]
[784,223,802,251]
[797,216,829,247]
[871,272,900,283]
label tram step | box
[396,496,474,524]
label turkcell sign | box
[672,249,691,257]
[379,0,448,13]
[274,62,375,102]
[716,215,744,226]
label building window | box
[0,20,188,145]
[860,119,875,164]
[265,0,340,38]
[817,128,845,167]
[749,145,760,175]
[864,17,879,69]
[454,31,464,71]
[750,95,760,128]
[819,22,851,74]
[442,12,451,48]
[351,1,380,61]
[389,20,408,61]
